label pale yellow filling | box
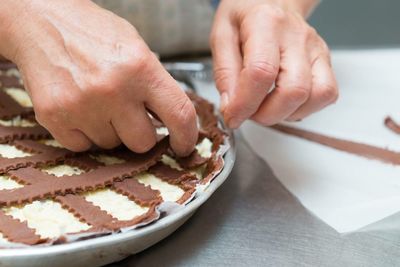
[196,138,213,158]
[42,165,85,177]
[91,154,126,165]
[4,88,32,108]
[0,175,23,190]
[39,139,64,148]
[136,172,185,202]
[0,144,31,158]
[84,189,148,221]
[0,117,37,127]
[161,155,182,170]
[4,200,90,239]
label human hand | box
[0,0,198,156]
[210,0,338,128]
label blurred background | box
[95,0,400,56]
[310,0,400,48]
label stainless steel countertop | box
[109,133,400,267]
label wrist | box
[0,1,30,61]
[278,0,320,18]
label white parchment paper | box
[241,49,400,233]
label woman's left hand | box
[210,0,338,128]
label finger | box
[251,47,312,126]
[79,120,121,149]
[145,67,198,157]
[112,104,157,154]
[46,127,92,152]
[224,13,280,128]
[210,15,242,113]
[287,55,338,121]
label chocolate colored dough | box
[385,116,400,135]
[0,64,226,246]
[271,124,400,165]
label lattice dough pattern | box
[0,64,225,246]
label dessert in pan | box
[0,64,227,247]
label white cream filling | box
[156,127,169,136]
[91,154,126,165]
[196,138,213,158]
[4,88,32,108]
[42,165,84,177]
[38,139,64,148]
[0,116,37,127]
[4,200,90,239]
[0,175,23,190]
[4,68,21,79]
[0,232,10,244]
[84,189,148,221]
[161,155,182,170]
[0,144,31,158]
[136,172,184,202]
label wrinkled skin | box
[210,0,338,128]
[0,0,198,156]
[0,0,337,154]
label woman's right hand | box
[0,0,198,156]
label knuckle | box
[213,67,233,92]
[319,83,339,104]
[55,93,82,115]
[247,61,279,83]
[285,85,310,104]
[252,113,277,127]
[125,43,152,74]
[84,78,117,98]
[256,4,286,23]
[134,138,156,153]
[171,97,197,127]
[34,103,53,122]
[127,135,156,154]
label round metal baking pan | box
[0,129,235,267]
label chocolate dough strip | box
[59,188,161,231]
[384,116,400,135]
[0,210,43,245]
[149,163,197,185]
[201,156,224,185]
[271,124,400,166]
[187,92,218,130]
[0,138,168,206]
[0,147,73,174]
[148,163,197,204]
[187,92,225,150]
[64,155,103,171]
[176,151,209,169]
[0,90,32,120]
[55,195,119,231]
[0,75,22,88]
[0,125,50,143]
[113,178,162,207]
[0,62,17,71]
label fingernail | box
[220,93,229,113]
